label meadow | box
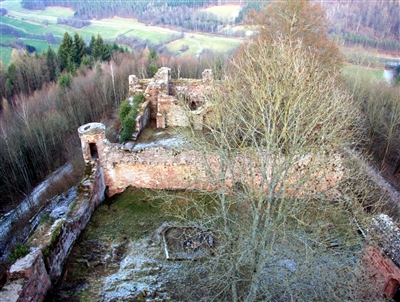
[0,0,243,65]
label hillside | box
[324,0,400,53]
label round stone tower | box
[78,123,106,162]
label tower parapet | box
[78,123,106,162]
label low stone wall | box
[103,146,211,196]
[0,164,74,281]
[360,214,400,299]
[0,162,105,302]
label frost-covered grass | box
[83,188,166,241]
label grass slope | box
[200,5,241,21]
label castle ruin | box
[1,68,400,302]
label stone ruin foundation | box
[158,225,216,261]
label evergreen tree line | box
[0,48,227,212]
[21,0,217,20]
[0,32,125,109]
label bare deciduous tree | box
[160,38,376,301]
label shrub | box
[120,115,137,142]
[119,99,132,121]
[41,212,55,225]
[118,94,144,143]
[9,243,30,264]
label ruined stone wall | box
[102,145,212,196]
[0,162,105,302]
[361,244,400,298]
[360,214,400,299]
[133,101,150,139]
[157,96,189,128]
[44,164,105,280]
[77,122,342,198]
[129,68,212,129]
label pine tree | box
[73,32,86,67]
[87,35,96,55]
[92,34,105,60]
[91,34,111,62]
[45,46,58,82]
[58,32,73,71]
[6,63,17,97]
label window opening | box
[89,143,98,159]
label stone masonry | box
[128,67,212,134]
[360,214,400,299]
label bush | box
[118,99,132,121]
[41,212,55,225]
[120,115,137,142]
[118,94,144,143]
[9,243,30,264]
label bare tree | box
[160,37,376,301]
[246,0,343,70]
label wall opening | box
[89,143,98,159]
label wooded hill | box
[18,0,400,53]
[324,0,400,52]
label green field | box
[200,5,241,21]
[165,38,200,56]
[0,34,16,43]
[196,35,239,53]
[0,47,13,65]
[341,64,385,81]
[1,0,243,64]
[2,0,74,19]
[22,39,59,53]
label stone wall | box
[78,123,344,198]
[133,101,150,139]
[102,146,212,196]
[360,214,400,299]
[157,95,189,128]
[0,161,105,302]
[128,67,212,130]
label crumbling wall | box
[144,67,171,120]
[2,250,50,302]
[129,68,212,128]
[157,95,189,128]
[0,162,105,302]
[102,145,212,196]
[78,123,106,162]
[78,123,343,198]
[133,101,150,140]
[360,214,400,299]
